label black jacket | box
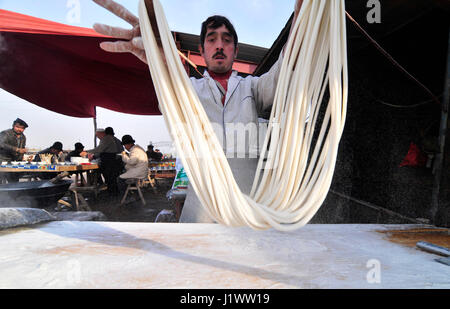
[0,129,26,161]
[65,150,83,162]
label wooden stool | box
[121,178,146,205]
[68,187,91,211]
[142,170,158,193]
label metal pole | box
[93,107,98,148]
[430,29,450,223]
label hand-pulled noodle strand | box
[138,0,348,231]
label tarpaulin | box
[0,9,160,118]
[0,9,261,119]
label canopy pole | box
[93,107,98,148]
[430,29,450,224]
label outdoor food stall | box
[0,161,100,209]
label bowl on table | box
[23,154,35,161]
[71,157,90,165]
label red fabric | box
[208,70,233,105]
[0,10,260,118]
[0,9,106,37]
[0,9,160,118]
[399,142,428,167]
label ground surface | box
[48,178,177,223]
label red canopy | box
[0,9,260,118]
[0,9,162,118]
[0,9,163,118]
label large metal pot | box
[0,180,72,208]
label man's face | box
[124,144,133,151]
[96,132,105,139]
[200,24,238,74]
[13,124,26,135]
[50,148,61,155]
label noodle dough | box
[138,0,348,231]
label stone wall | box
[312,11,449,225]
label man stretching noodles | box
[92,0,304,222]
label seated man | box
[118,135,149,193]
[34,142,64,180]
[34,142,64,164]
[146,144,163,161]
[65,142,87,162]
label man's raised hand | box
[92,0,147,64]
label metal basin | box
[0,180,72,208]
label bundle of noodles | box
[39,154,53,165]
[139,0,348,231]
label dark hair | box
[51,142,63,151]
[105,127,115,136]
[121,135,135,145]
[75,142,84,150]
[13,118,28,128]
[200,15,238,50]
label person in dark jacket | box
[88,127,124,196]
[34,142,64,164]
[146,144,163,161]
[33,142,64,180]
[0,118,28,183]
[0,118,28,162]
[65,142,87,162]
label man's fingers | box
[93,23,134,40]
[92,0,139,26]
[99,40,144,54]
[131,50,148,64]
[128,43,148,64]
[99,41,134,53]
[99,41,148,64]
[131,37,144,50]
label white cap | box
[96,128,105,133]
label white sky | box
[0,0,295,153]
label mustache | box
[213,51,226,58]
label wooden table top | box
[0,163,99,173]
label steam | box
[0,193,39,209]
